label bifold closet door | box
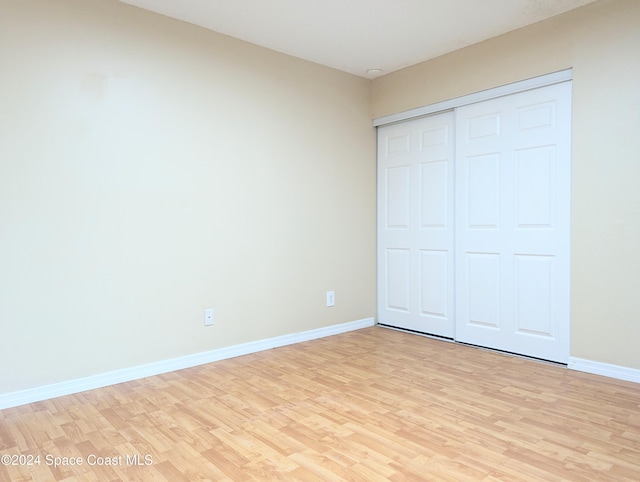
[455,81,571,363]
[377,112,455,338]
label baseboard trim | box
[0,317,375,410]
[568,357,640,384]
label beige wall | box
[372,0,640,369]
[2,0,638,399]
[0,0,376,395]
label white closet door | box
[377,111,455,337]
[455,82,571,362]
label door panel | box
[420,161,448,228]
[455,81,571,362]
[420,249,449,319]
[467,154,501,228]
[385,248,411,312]
[515,146,555,228]
[378,111,455,337]
[466,252,501,329]
[514,254,554,337]
[385,166,411,228]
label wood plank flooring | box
[1,326,639,481]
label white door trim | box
[373,69,572,127]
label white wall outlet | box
[204,308,214,326]
[326,291,335,307]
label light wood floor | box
[1,327,639,481]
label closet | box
[377,77,571,363]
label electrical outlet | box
[204,308,214,326]
[326,291,335,307]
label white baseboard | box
[0,317,375,410]
[568,357,640,384]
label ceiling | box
[119,0,597,78]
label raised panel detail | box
[467,113,500,139]
[516,147,554,228]
[386,134,410,155]
[420,126,448,149]
[467,154,499,228]
[467,253,500,329]
[515,255,554,337]
[385,166,410,228]
[517,101,556,131]
[420,250,448,318]
[386,249,411,312]
[420,160,448,228]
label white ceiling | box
[119,0,596,78]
